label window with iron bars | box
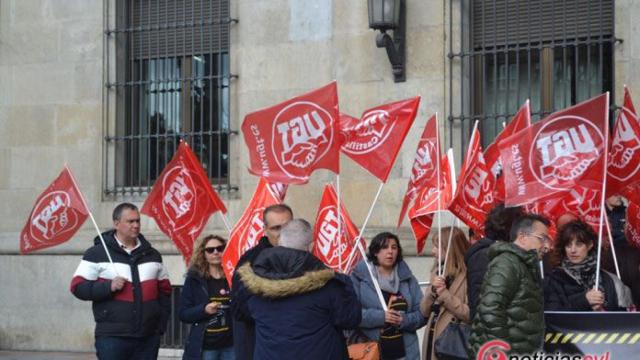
[103,0,237,198]
[448,0,618,156]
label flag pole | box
[595,92,611,291]
[435,113,442,276]
[345,182,385,268]
[219,212,233,236]
[441,218,459,275]
[441,149,458,276]
[604,215,622,280]
[65,165,118,276]
[336,175,343,273]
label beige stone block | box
[236,0,289,46]
[73,61,102,104]
[333,33,385,83]
[333,0,369,36]
[12,63,75,105]
[0,189,34,231]
[9,147,67,190]
[6,0,48,26]
[43,0,102,21]
[0,66,12,106]
[0,22,59,66]
[55,104,101,145]
[58,19,102,63]
[406,0,444,29]
[5,105,56,147]
[406,26,445,80]
[0,148,10,189]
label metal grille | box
[103,0,237,198]
[448,0,619,158]
[160,285,189,349]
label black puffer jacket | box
[468,242,544,357]
[464,237,495,321]
[545,267,627,311]
[237,247,361,360]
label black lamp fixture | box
[367,0,406,82]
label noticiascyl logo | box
[530,115,603,190]
[476,339,510,360]
[29,191,80,244]
[272,101,334,179]
[342,109,395,155]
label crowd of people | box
[69,200,640,359]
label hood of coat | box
[237,247,335,299]
[464,237,495,263]
[488,241,540,272]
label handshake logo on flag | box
[29,191,80,245]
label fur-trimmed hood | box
[236,246,336,298]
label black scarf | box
[561,253,602,291]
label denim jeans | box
[95,334,160,360]
[202,346,235,360]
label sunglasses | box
[205,245,225,254]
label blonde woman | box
[420,227,470,360]
[180,235,235,360]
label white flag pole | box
[219,212,233,236]
[345,182,385,267]
[66,165,119,276]
[441,218,459,276]
[435,113,443,276]
[604,215,622,280]
[595,92,611,291]
[336,175,343,273]
[441,149,459,277]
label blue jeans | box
[95,335,160,360]
[203,347,235,360]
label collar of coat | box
[488,241,540,271]
[237,262,335,298]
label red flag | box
[411,153,453,216]
[341,97,420,182]
[20,167,89,254]
[408,211,434,255]
[398,114,441,227]
[449,125,495,233]
[499,93,609,206]
[625,202,640,249]
[547,183,602,232]
[241,82,340,184]
[221,178,280,285]
[608,87,640,197]
[141,142,227,263]
[267,181,288,202]
[484,101,531,203]
[312,184,365,273]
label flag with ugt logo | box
[221,178,280,285]
[20,167,89,254]
[241,82,341,184]
[448,125,495,234]
[340,97,421,182]
[312,184,364,273]
[499,93,609,207]
[608,86,640,198]
[484,101,531,204]
[398,114,441,227]
[141,141,227,263]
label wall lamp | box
[367,0,406,82]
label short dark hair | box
[484,203,525,241]
[112,202,138,222]
[262,204,293,226]
[509,213,550,242]
[554,220,597,257]
[367,232,403,266]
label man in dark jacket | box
[469,214,550,357]
[237,219,362,360]
[70,203,172,360]
[230,204,293,360]
[465,203,524,321]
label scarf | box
[373,262,400,294]
[561,253,601,291]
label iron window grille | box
[448,0,619,158]
[103,0,237,198]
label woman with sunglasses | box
[180,235,235,360]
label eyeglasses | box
[205,245,225,254]
[527,233,551,244]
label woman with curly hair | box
[545,220,632,311]
[180,235,235,360]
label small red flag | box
[499,93,609,206]
[221,178,280,285]
[141,142,227,263]
[20,167,89,254]
[608,87,640,197]
[341,97,420,182]
[449,125,495,234]
[484,101,531,203]
[547,183,602,232]
[398,114,441,227]
[408,211,434,255]
[411,153,453,217]
[625,202,640,249]
[312,184,365,273]
[241,82,341,184]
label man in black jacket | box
[70,203,171,360]
[231,203,293,360]
[465,203,524,321]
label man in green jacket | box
[468,214,551,357]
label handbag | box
[347,330,380,360]
[434,320,471,360]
